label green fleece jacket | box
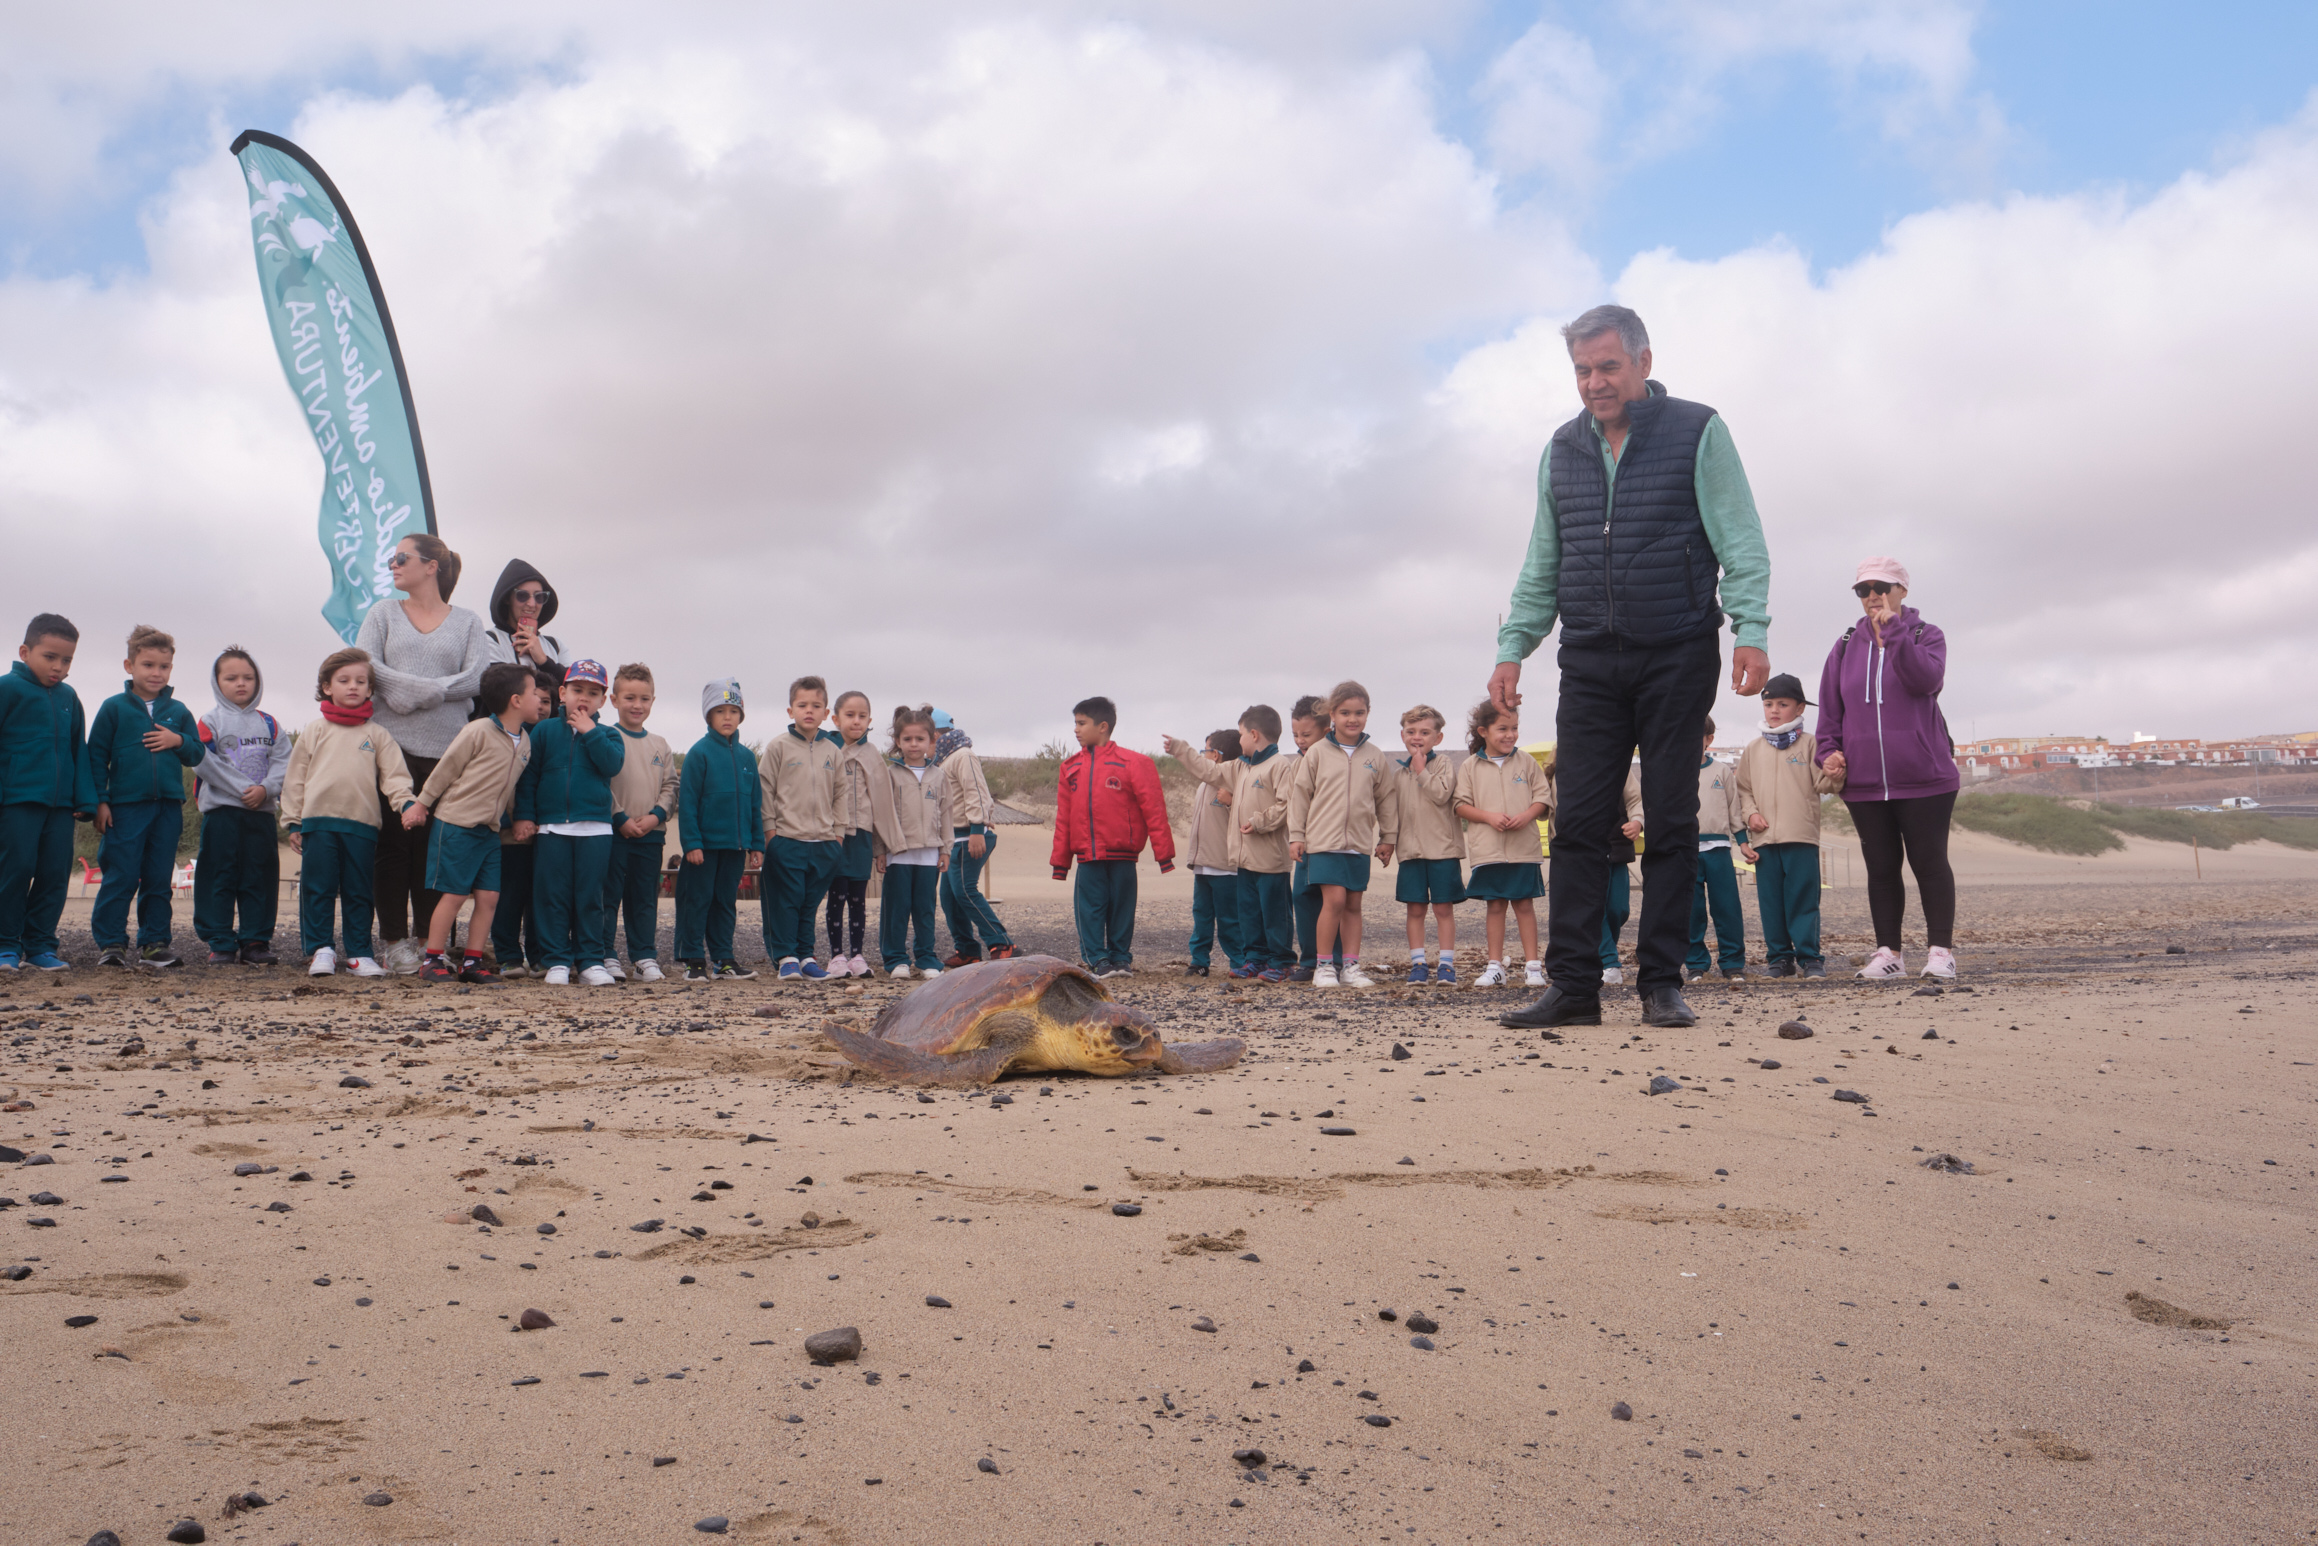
[88,682,206,805]
[0,661,96,812]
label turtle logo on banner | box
[231,130,436,644]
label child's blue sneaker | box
[777,958,803,980]
[1257,966,1287,983]
[1404,960,1429,985]
[30,952,69,971]
[0,951,19,972]
[1228,964,1259,980]
[798,959,829,980]
[1433,958,1458,986]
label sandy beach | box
[7,837,2315,1544]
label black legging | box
[826,876,868,957]
[375,753,441,943]
[1849,792,1956,950]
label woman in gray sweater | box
[355,533,489,972]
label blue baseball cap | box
[564,659,610,689]
[930,708,955,730]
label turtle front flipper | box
[1156,1037,1246,1075]
[822,1022,1015,1087]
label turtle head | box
[1081,1003,1164,1074]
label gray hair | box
[1561,304,1649,363]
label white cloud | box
[0,14,2311,764]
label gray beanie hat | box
[701,677,745,720]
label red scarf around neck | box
[320,699,375,727]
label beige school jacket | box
[1697,757,1743,846]
[281,717,417,831]
[759,727,845,843]
[1179,747,1293,874]
[941,747,996,833]
[837,738,883,836]
[1180,769,1235,871]
[1455,750,1548,868]
[417,716,530,831]
[1736,735,1845,846]
[604,726,679,833]
[1540,763,1643,850]
[868,758,952,860]
[1288,735,1400,854]
[1394,751,1465,861]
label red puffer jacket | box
[1051,742,1176,876]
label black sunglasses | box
[386,550,415,568]
[511,588,550,604]
[1853,581,1896,597]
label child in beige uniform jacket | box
[1454,699,1547,987]
[1393,705,1464,984]
[1285,682,1399,989]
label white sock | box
[1414,948,1431,963]
[1526,959,1542,970]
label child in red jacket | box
[1051,695,1174,978]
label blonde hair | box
[125,624,175,659]
[1324,679,1370,715]
[613,662,655,689]
[1400,703,1445,733]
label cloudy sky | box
[4,2,2314,753]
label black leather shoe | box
[1641,987,1699,1028]
[1500,985,1602,1029]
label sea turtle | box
[821,955,1244,1086]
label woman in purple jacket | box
[1817,556,1959,981]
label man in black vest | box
[1488,305,1772,1031]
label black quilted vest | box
[1548,383,1724,648]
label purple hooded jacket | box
[1815,606,1960,803]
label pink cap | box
[1855,555,1910,587]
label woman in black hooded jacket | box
[484,558,565,670]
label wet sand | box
[6,847,2315,1544]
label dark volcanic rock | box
[1364,1414,1392,1427]
[470,1204,503,1226]
[1647,1075,1680,1095]
[1832,1089,1869,1104]
[1405,1313,1438,1334]
[165,1522,206,1544]
[1776,1021,1813,1039]
[1409,1335,1435,1350]
[924,1295,952,1308]
[363,1492,394,1506]
[805,1326,862,1364]
[1389,1043,1411,1061]
[84,1532,124,1546]
[1758,1059,1781,1070]
[695,1517,730,1534]
[518,1308,555,1330]
[1111,1203,1141,1216]
[65,1314,98,1327]
[977,1457,999,1474]
[339,1075,371,1088]
[1610,1401,1633,1421]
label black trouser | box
[826,875,868,957]
[374,752,440,942]
[1849,793,1956,950]
[1545,632,1720,998]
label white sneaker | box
[605,957,628,982]
[542,965,571,986]
[501,962,530,979]
[1920,947,1957,980]
[888,964,912,979]
[1313,964,1341,988]
[1476,960,1508,987]
[308,947,337,976]
[384,938,423,976]
[580,965,617,987]
[636,959,665,983]
[1857,947,1906,980]
[923,967,942,979]
[1339,962,1375,988]
[848,954,870,978]
[1601,966,1625,986]
[1523,960,1546,987]
[349,956,387,978]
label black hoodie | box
[484,558,563,666]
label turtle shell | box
[866,955,1101,1054]
[823,955,1244,1085]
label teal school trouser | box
[1189,873,1243,969]
[1073,859,1138,971]
[298,825,377,959]
[760,835,840,963]
[879,862,942,971]
[1235,868,1293,969]
[533,831,612,970]
[1599,860,1630,970]
[675,849,745,964]
[1686,844,1746,973]
[0,804,75,958]
[193,805,278,951]
[1752,841,1823,967]
[602,835,665,961]
[92,797,180,949]
[941,827,1012,954]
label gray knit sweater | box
[354,601,489,759]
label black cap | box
[1762,672,1810,705]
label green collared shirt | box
[1496,403,1772,661]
